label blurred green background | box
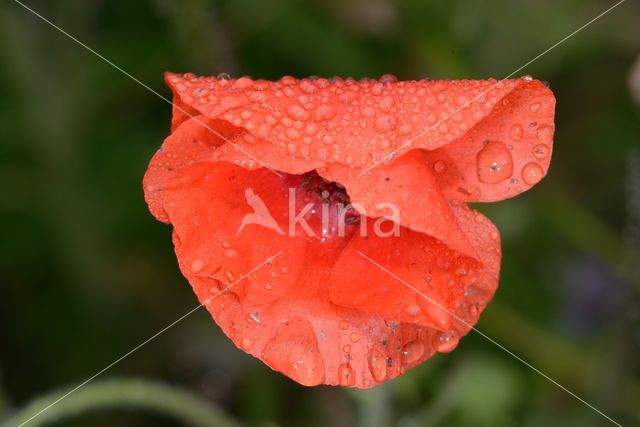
[1,0,639,426]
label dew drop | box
[476,141,514,184]
[317,147,330,160]
[433,160,447,174]
[468,303,479,318]
[299,80,316,94]
[464,285,479,301]
[455,95,469,107]
[401,340,425,364]
[338,363,356,386]
[509,124,523,141]
[285,128,300,140]
[263,317,325,386]
[374,114,397,133]
[190,259,205,274]
[406,304,420,316]
[362,106,376,117]
[286,143,298,154]
[398,124,412,135]
[529,102,540,112]
[314,105,335,121]
[536,124,554,143]
[532,143,550,159]
[378,74,398,84]
[521,162,544,185]
[287,104,309,121]
[338,320,350,330]
[223,249,238,259]
[368,352,387,382]
[432,330,459,353]
[304,123,319,136]
[240,337,253,350]
[378,96,395,112]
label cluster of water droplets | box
[167,72,522,168]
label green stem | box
[348,385,391,427]
[1,378,242,427]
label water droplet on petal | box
[378,96,394,112]
[338,320,350,330]
[240,337,253,350]
[433,160,447,174]
[468,303,479,318]
[263,318,325,386]
[536,124,554,143]
[533,143,550,159]
[368,352,387,382]
[398,124,412,135]
[190,259,205,273]
[374,114,397,133]
[401,340,425,365]
[378,74,398,84]
[510,124,523,141]
[287,104,309,121]
[432,330,459,353]
[338,363,356,386]
[406,304,420,316]
[223,249,238,259]
[521,162,544,185]
[476,141,513,183]
[314,105,335,121]
[299,80,316,94]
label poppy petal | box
[159,161,438,387]
[316,150,477,258]
[163,73,552,184]
[423,79,555,201]
[143,114,249,222]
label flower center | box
[284,171,360,242]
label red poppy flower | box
[143,73,555,388]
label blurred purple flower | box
[560,257,624,337]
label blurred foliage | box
[1,379,241,427]
[0,0,639,426]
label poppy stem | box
[1,378,241,427]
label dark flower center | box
[284,171,360,242]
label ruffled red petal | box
[143,73,555,388]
